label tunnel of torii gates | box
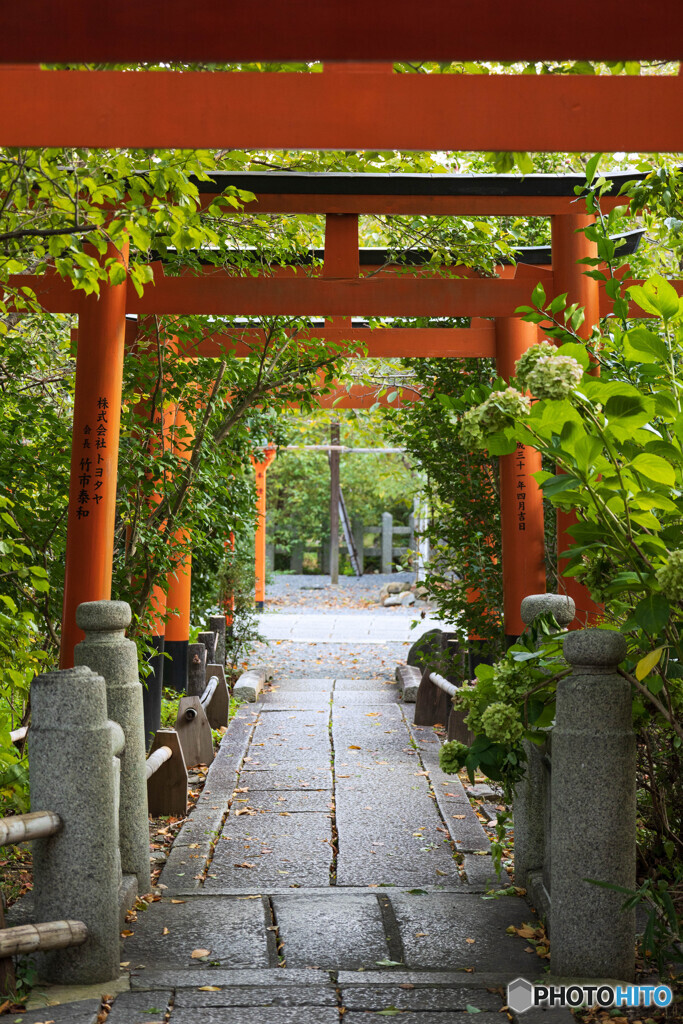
[7,167,667,697]
[3,10,683,708]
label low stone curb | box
[395,663,421,702]
[233,667,266,702]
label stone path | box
[96,668,541,1023]
[257,611,445,643]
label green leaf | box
[556,340,590,370]
[604,393,648,423]
[622,328,668,364]
[628,276,682,321]
[466,1006,483,1014]
[540,473,580,497]
[531,282,546,308]
[634,594,671,635]
[630,453,676,487]
[573,435,602,472]
[585,153,602,184]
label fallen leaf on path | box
[453,815,466,819]
[465,938,475,944]
[198,986,222,991]
[191,948,211,958]
[234,862,256,868]
[171,899,185,904]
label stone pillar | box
[265,541,275,573]
[30,665,121,983]
[290,542,304,574]
[381,512,393,574]
[74,600,150,892]
[352,518,364,575]
[188,642,207,697]
[513,594,575,905]
[551,628,635,980]
[197,630,216,665]
[209,615,226,666]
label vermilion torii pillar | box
[251,445,277,611]
[163,402,195,692]
[551,213,602,627]
[60,242,129,668]
[495,318,546,643]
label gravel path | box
[253,572,433,679]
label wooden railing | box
[0,810,86,994]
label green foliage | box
[456,205,683,865]
[439,613,569,795]
[266,410,415,565]
[385,354,504,658]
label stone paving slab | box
[339,983,502,1011]
[121,896,272,970]
[257,612,445,643]
[16,1001,101,1024]
[259,694,332,708]
[391,893,540,973]
[130,967,333,990]
[273,893,390,969]
[462,853,501,890]
[173,984,338,1008]
[232,789,333,813]
[344,1014,504,1024]
[160,842,208,891]
[335,772,462,886]
[172,1008,339,1024]
[335,677,394,689]
[106,990,173,1023]
[333,689,401,703]
[239,767,332,790]
[204,812,332,888]
[337,969,515,987]
[170,805,226,848]
[268,677,334,690]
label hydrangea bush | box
[449,271,683,866]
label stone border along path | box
[77,661,556,1024]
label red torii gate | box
[2,14,680,666]
[23,184,650,665]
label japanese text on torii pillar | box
[77,396,109,520]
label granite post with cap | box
[75,599,150,891]
[30,665,122,983]
[551,628,635,980]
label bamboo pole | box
[145,745,172,780]
[0,811,61,847]
[0,920,87,958]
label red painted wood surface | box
[59,243,129,668]
[495,318,546,638]
[209,192,627,217]
[10,268,681,319]
[2,1,679,62]
[551,215,604,627]
[1,69,681,152]
[191,324,497,359]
